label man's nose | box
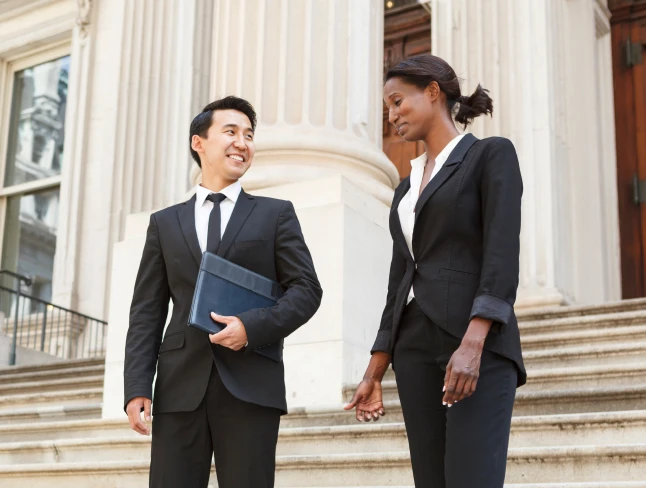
[233,137,246,149]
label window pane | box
[4,56,70,187]
[1,188,59,304]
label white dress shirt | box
[398,134,465,304]
[194,181,242,253]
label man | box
[124,96,322,488]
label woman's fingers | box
[451,373,468,404]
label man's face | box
[192,109,255,181]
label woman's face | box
[383,77,439,142]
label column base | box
[252,175,393,408]
[515,286,565,311]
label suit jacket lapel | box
[414,133,478,220]
[217,190,257,258]
[177,195,203,268]
[390,179,414,262]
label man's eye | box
[226,130,235,134]
[246,134,254,140]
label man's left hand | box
[209,313,248,351]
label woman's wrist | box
[462,317,493,350]
[363,351,391,382]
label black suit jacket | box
[124,190,322,414]
[371,134,526,386]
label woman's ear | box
[426,81,440,102]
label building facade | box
[0,0,641,409]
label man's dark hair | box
[189,96,257,167]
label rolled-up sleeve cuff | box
[370,329,392,354]
[469,294,513,331]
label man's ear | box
[191,134,203,154]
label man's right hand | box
[126,396,152,436]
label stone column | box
[188,0,399,409]
[100,0,215,417]
[431,0,621,307]
[195,0,399,204]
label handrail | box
[0,270,32,287]
[0,275,107,365]
[0,285,107,324]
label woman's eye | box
[395,99,402,106]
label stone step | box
[348,380,646,416]
[2,411,644,462]
[509,410,646,446]
[0,404,102,426]
[292,485,646,488]
[0,365,104,385]
[506,484,646,488]
[522,363,646,392]
[513,385,646,416]
[521,324,646,350]
[516,297,646,322]
[0,358,104,376]
[0,375,104,396]
[0,444,644,486]
[523,341,646,368]
[0,388,103,412]
[519,309,646,337]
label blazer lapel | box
[414,133,478,220]
[177,195,203,267]
[390,179,414,262]
[217,190,257,258]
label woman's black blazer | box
[372,134,526,386]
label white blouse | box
[398,134,465,304]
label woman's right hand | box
[344,379,385,422]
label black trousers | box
[149,362,281,488]
[393,299,517,488]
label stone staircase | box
[0,300,645,487]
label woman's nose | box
[388,109,398,125]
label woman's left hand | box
[442,341,483,406]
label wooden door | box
[610,0,646,297]
[383,1,431,180]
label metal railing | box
[0,270,108,365]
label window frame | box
[0,42,71,279]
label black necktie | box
[206,193,227,254]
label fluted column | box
[69,0,214,319]
[431,0,620,307]
[195,0,399,204]
[95,0,214,417]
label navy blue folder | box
[188,252,283,361]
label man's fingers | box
[210,312,234,324]
[127,410,150,436]
[133,418,150,436]
[209,330,226,344]
[144,398,152,422]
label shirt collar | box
[409,133,466,170]
[195,180,242,208]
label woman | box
[345,54,526,488]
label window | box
[0,51,70,305]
